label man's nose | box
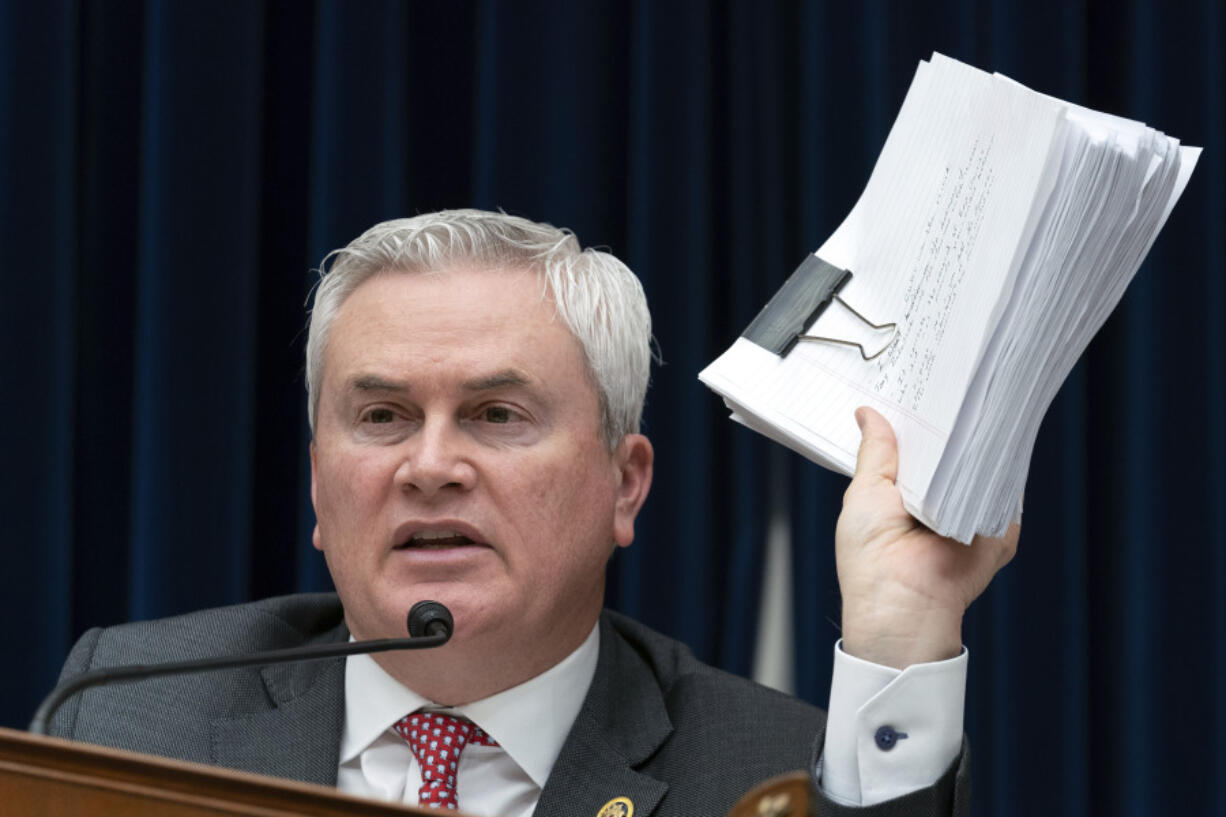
[394,419,476,497]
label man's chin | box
[353,588,502,644]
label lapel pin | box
[755,792,792,817]
[596,796,633,817]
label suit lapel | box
[535,615,671,817]
[211,620,349,786]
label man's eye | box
[482,406,515,424]
[365,408,397,424]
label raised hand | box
[835,406,1019,669]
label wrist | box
[841,601,963,669]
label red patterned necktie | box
[392,711,499,810]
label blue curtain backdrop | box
[1,2,1222,815]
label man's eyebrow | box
[462,369,531,391]
[349,375,410,393]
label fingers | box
[852,406,899,484]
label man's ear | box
[612,434,654,549]
[309,442,323,552]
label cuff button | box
[874,725,908,751]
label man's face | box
[310,265,652,675]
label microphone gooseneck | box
[28,600,454,736]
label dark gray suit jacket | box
[50,593,968,816]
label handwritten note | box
[874,134,998,412]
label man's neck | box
[366,610,602,705]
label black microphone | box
[28,600,454,736]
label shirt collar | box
[340,623,600,790]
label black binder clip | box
[742,255,897,360]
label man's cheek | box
[319,457,378,509]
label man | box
[50,211,1017,815]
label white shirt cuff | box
[818,640,967,806]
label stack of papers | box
[699,53,1199,543]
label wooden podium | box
[0,726,817,817]
[0,727,434,816]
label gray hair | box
[305,209,653,447]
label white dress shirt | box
[337,626,965,813]
[337,625,600,817]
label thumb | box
[853,406,899,484]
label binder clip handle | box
[794,293,897,361]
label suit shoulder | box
[63,592,345,674]
[600,609,822,721]
[50,593,346,749]
[596,610,824,802]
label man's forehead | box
[318,265,598,409]
[337,265,560,330]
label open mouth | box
[396,530,479,550]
